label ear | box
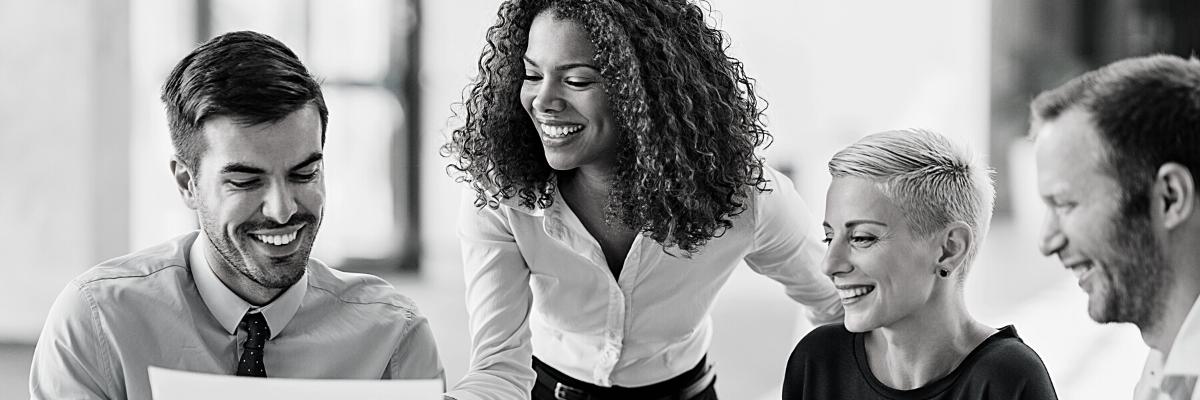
[170,157,200,210]
[935,221,973,274]
[1157,162,1195,230]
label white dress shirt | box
[446,166,843,400]
[1136,294,1200,400]
[30,231,445,400]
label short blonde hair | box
[828,128,996,275]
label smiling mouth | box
[253,232,297,246]
[540,123,584,138]
[1066,260,1095,281]
[837,286,875,300]
[249,226,304,247]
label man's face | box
[188,104,325,292]
[1034,107,1168,328]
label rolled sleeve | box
[743,168,844,326]
[30,282,115,399]
[445,189,536,400]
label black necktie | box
[236,312,270,377]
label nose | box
[1038,208,1067,256]
[530,80,564,114]
[262,181,298,224]
[821,239,852,277]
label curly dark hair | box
[443,0,772,254]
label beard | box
[198,206,321,290]
[1091,206,1170,330]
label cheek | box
[519,88,536,114]
[300,184,326,213]
[1062,214,1106,248]
[587,93,614,123]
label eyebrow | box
[291,153,323,171]
[523,56,601,73]
[823,220,888,229]
[218,152,323,175]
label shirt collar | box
[189,231,307,339]
[487,180,554,217]
[1161,292,1200,374]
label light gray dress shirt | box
[447,166,843,400]
[30,231,444,400]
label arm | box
[29,282,113,399]
[743,168,843,326]
[444,189,536,400]
[385,306,446,387]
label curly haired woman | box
[442,1,843,399]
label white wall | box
[0,0,132,342]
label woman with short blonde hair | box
[783,129,1057,399]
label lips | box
[245,224,306,257]
[253,231,298,246]
[539,122,584,138]
[1064,259,1096,289]
[835,284,875,303]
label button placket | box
[593,283,625,386]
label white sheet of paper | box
[148,366,442,400]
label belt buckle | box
[554,382,590,400]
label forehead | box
[198,105,323,171]
[825,177,906,226]
[1033,107,1118,195]
[525,12,597,63]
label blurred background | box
[2,0,1198,398]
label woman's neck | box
[559,166,613,199]
[863,294,995,390]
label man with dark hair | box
[30,31,444,399]
[1031,54,1200,400]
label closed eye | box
[291,172,319,183]
[228,179,260,189]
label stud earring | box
[938,269,949,278]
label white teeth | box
[254,231,298,246]
[837,286,874,300]
[540,123,583,138]
[1070,263,1091,279]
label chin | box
[245,258,306,288]
[843,314,878,333]
[1086,293,1118,324]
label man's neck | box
[1143,283,1200,357]
[196,231,283,306]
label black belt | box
[533,356,716,400]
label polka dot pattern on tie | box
[236,312,270,377]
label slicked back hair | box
[828,129,996,279]
[161,30,328,172]
[1030,54,1200,219]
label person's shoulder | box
[784,323,858,398]
[745,165,811,226]
[792,323,854,359]
[305,260,419,315]
[71,232,196,290]
[969,326,1050,371]
[750,165,797,202]
[960,326,1058,397]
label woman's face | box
[822,176,941,332]
[520,11,619,174]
